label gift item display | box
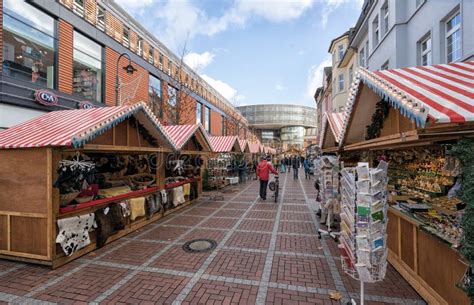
[339,161,389,286]
[386,147,464,247]
[207,158,232,189]
[317,155,340,227]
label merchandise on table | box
[386,147,465,248]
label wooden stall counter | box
[387,207,469,305]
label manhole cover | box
[182,239,217,253]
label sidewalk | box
[0,170,426,304]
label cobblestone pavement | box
[0,171,426,304]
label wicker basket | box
[130,174,156,186]
[60,192,80,207]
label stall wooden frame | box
[0,103,183,268]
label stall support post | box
[360,281,364,305]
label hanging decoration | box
[452,139,474,301]
[365,99,390,140]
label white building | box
[350,0,474,71]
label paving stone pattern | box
[0,171,426,304]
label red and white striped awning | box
[319,112,344,148]
[163,124,212,151]
[0,102,174,149]
[249,143,261,154]
[238,139,248,152]
[339,61,474,148]
[209,136,241,153]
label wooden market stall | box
[162,124,213,199]
[208,136,243,188]
[319,111,344,153]
[338,61,474,305]
[0,102,177,268]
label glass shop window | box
[167,85,178,124]
[2,0,56,88]
[149,74,162,117]
[73,31,103,103]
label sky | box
[114,0,363,108]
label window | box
[167,85,178,124]
[148,46,154,65]
[382,1,389,35]
[204,107,210,132]
[96,5,105,31]
[158,52,163,69]
[2,1,56,88]
[332,78,336,94]
[332,51,336,64]
[359,47,365,67]
[168,59,172,75]
[149,74,162,117]
[373,15,379,46]
[137,37,143,56]
[446,11,462,63]
[349,65,353,83]
[196,102,202,124]
[420,35,432,66]
[73,0,84,17]
[338,45,344,61]
[222,115,225,136]
[338,74,344,92]
[365,40,369,65]
[73,31,102,102]
[381,60,389,70]
[123,26,129,48]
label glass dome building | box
[237,104,317,151]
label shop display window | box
[2,0,56,88]
[73,31,103,103]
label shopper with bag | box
[256,156,278,200]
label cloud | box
[119,0,316,50]
[201,74,244,104]
[183,52,215,71]
[320,0,364,28]
[275,84,285,91]
[306,56,331,99]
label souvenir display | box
[387,147,465,247]
[318,155,340,226]
[339,161,389,283]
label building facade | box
[352,0,474,71]
[0,0,248,137]
[237,104,317,151]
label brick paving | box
[0,170,426,304]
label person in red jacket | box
[256,156,278,200]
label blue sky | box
[115,0,363,108]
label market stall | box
[208,136,243,188]
[162,124,212,205]
[338,61,474,305]
[319,111,344,153]
[0,103,176,268]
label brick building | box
[0,0,248,138]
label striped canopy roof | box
[0,102,174,149]
[163,124,212,151]
[249,143,261,154]
[209,136,241,153]
[238,139,249,152]
[319,112,344,148]
[339,61,474,148]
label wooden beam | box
[46,148,53,260]
[79,145,172,153]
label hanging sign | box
[78,101,96,109]
[34,89,58,106]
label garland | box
[452,139,474,301]
[365,99,390,140]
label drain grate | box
[182,238,217,253]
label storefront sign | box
[34,89,58,106]
[78,101,96,109]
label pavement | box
[0,170,426,304]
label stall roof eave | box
[163,124,213,152]
[209,136,242,153]
[0,102,175,151]
[339,61,474,150]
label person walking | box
[304,158,311,179]
[292,156,299,180]
[280,157,286,173]
[256,156,278,200]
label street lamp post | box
[115,52,137,106]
